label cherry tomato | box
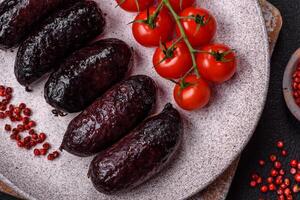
[174,75,211,110]
[132,7,174,47]
[196,44,237,83]
[176,7,216,47]
[116,0,154,12]
[158,0,195,13]
[153,40,192,79]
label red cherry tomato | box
[132,7,174,47]
[153,40,192,79]
[158,0,195,12]
[176,7,217,47]
[174,75,211,110]
[196,44,237,83]
[116,0,154,12]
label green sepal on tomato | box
[132,7,174,47]
[177,7,216,47]
[153,40,192,79]
[158,0,195,13]
[196,44,237,83]
[116,0,154,12]
[174,75,211,111]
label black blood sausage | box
[88,103,183,194]
[60,75,157,157]
[44,38,132,113]
[14,1,105,86]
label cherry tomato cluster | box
[116,0,237,111]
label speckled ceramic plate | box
[0,0,269,199]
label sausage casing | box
[60,75,157,157]
[88,103,183,194]
[14,1,105,86]
[0,0,79,48]
[44,38,132,113]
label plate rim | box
[0,0,270,199]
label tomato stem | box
[162,0,200,78]
[148,1,164,28]
[155,36,184,67]
[181,67,195,81]
[194,49,235,62]
[168,79,179,84]
[128,2,164,28]
[168,36,183,50]
[115,0,126,8]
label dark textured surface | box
[0,192,20,200]
[14,0,105,86]
[226,1,300,199]
[0,0,79,49]
[61,75,157,157]
[44,38,132,113]
[88,103,183,194]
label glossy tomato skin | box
[132,7,174,47]
[158,0,195,13]
[153,40,192,79]
[177,7,216,47]
[174,75,211,110]
[116,0,154,12]
[196,44,237,83]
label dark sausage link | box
[44,38,132,113]
[14,1,105,86]
[0,0,80,49]
[88,103,183,194]
[60,75,157,157]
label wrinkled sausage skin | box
[14,1,105,86]
[0,0,79,49]
[44,38,132,113]
[88,103,183,194]
[60,75,157,157]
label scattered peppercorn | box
[0,85,60,161]
[250,181,257,187]
[291,168,297,175]
[295,174,300,183]
[259,160,265,166]
[47,154,55,161]
[270,169,278,177]
[293,184,300,193]
[281,150,288,157]
[42,143,51,150]
[28,129,35,135]
[269,183,276,191]
[19,103,26,109]
[23,108,31,116]
[257,177,262,184]
[274,161,282,169]
[290,160,298,168]
[38,133,46,142]
[292,65,300,107]
[260,185,268,193]
[267,177,273,183]
[249,140,300,199]
[279,169,285,176]
[33,149,41,156]
[32,133,38,140]
[277,141,284,149]
[4,124,11,131]
[28,120,36,127]
[270,154,277,162]
[40,149,47,156]
[52,151,59,158]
